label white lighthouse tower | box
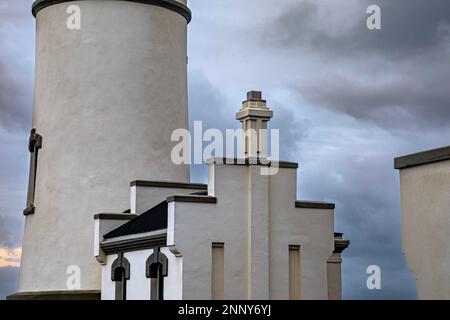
[15,0,191,299]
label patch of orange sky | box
[0,247,22,268]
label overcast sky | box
[1,0,450,299]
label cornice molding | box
[131,180,207,190]
[32,0,192,23]
[295,201,335,210]
[395,145,450,169]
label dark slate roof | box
[189,190,208,196]
[104,201,168,239]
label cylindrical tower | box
[18,0,191,297]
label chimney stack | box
[236,91,273,159]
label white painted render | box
[124,250,152,300]
[19,0,189,293]
[100,247,183,300]
[161,247,183,300]
[101,250,153,300]
[100,157,337,300]
[22,0,342,300]
[399,160,450,299]
[132,185,205,215]
[94,216,136,264]
[167,162,335,300]
[101,253,117,300]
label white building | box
[11,0,349,300]
[395,146,450,299]
[94,91,349,300]
[14,0,191,299]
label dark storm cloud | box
[0,215,23,249]
[276,1,450,296]
[0,3,33,302]
[263,0,450,57]
[189,69,235,131]
[0,0,34,132]
[296,59,450,129]
[268,100,311,161]
[261,0,450,130]
[298,136,418,299]
[0,62,32,131]
[188,70,306,183]
[188,70,234,182]
[188,69,307,160]
[0,131,28,250]
[362,0,450,55]
[0,267,19,299]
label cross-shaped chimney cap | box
[247,91,262,101]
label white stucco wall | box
[101,247,182,300]
[125,250,152,300]
[101,253,117,301]
[94,217,131,264]
[161,247,183,300]
[268,168,334,300]
[399,160,450,299]
[167,163,335,300]
[101,250,152,300]
[168,165,250,299]
[19,0,189,293]
[132,185,205,214]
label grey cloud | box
[269,101,310,161]
[0,267,19,300]
[188,70,234,182]
[0,130,28,249]
[367,0,450,55]
[0,0,34,250]
[0,62,32,132]
[299,141,418,299]
[0,1,34,132]
[0,2,35,300]
[344,259,417,299]
[262,0,450,58]
[188,69,235,131]
[188,70,308,161]
[187,70,308,184]
[258,0,450,130]
[0,215,23,249]
[296,58,450,130]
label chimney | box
[236,91,273,159]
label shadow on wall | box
[0,267,19,300]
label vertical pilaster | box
[246,165,270,299]
[327,253,343,300]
